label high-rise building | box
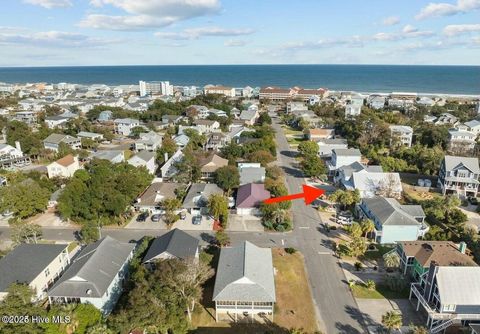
[139,81,173,97]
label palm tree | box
[383,251,401,269]
[382,311,402,333]
[361,219,375,241]
[365,279,376,291]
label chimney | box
[14,141,22,152]
[164,152,169,162]
[458,241,467,254]
[423,261,439,302]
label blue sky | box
[0,0,479,66]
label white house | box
[128,151,157,174]
[0,244,70,301]
[327,148,362,173]
[345,96,364,117]
[134,131,163,152]
[48,236,135,315]
[448,129,476,151]
[390,125,413,147]
[204,85,236,97]
[45,116,70,129]
[0,142,23,158]
[194,120,220,133]
[43,134,81,152]
[464,120,480,136]
[113,118,140,136]
[160,150,184,180]
[47,154,80,178]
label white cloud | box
[416,0,480,20]
[23,0,72,8]
[374,26,434,41]
[0,30,118,48]
[224,39,247,47]
[443,23,480,35]
[382,16,401,26]
[81,0,221,30]
[155,27,254,40]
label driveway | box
[460,204,480,231]
[227,214,264,232]
[356,299,423,328]
[173,212,213,231]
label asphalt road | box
[270,116,366,333]
[0,115,366,333]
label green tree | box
[246,150,275,167]
[382,311,402,333]
[161,198,181,227]
[361,219,375,240]
[80,222,100,244]
[300,155,327,179]
[348,223,363,239]
[260,203,292,231]
[214,165,239,195]
[156,135,177,163]
[215,230,230,247]
[129,126,145,139]
[257,112,272,125]
[208,194,229,227]
[297,141,319,157]
[329,189,360,210]
[0,284,47,334]
[0,179,50,220]
[383,251,401,269]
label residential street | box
[0,115,365,334]
[270,115,366,334]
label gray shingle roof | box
[333,148,361,156]
[130,150,155,163]
[142,229,199,263]
[213,241,276,302]
[182,183,223,209]
[48,236,134,298]
[362,197,423,226]
[0,244,68,291]
[444,155,480,174]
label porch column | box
[235,301,237,322]
[416,298,420,311]
[215,301,218,322]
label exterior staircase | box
[429,318,456,333]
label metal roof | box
[213,241,276,302]
[436,267,480,306]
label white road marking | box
[318,251,333,255]
[281,239,285,246]
[299,226,310,229]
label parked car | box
[337,211,353,225]
[151,214,162,222]
[192,215,202,225]
[136,212,149,222]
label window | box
[44,268,50,277]
[443,304,456,312]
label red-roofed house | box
[236,183,271,215]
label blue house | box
[357,196,428,244]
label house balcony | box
[410,283,480,322]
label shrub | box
[285,247,297,254]
[354,261,363,271]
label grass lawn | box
[403,184,442,203]
[67,241,79,253]
[282,126,304,136]
[190,248,318,334]
[351,283,409,299]
[360,244,394,261]
[273,248,318,333]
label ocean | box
[0,65,479,95]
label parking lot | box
[125,211,213,231]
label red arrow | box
[264,184,325,205]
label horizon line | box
[1,63,480,69]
